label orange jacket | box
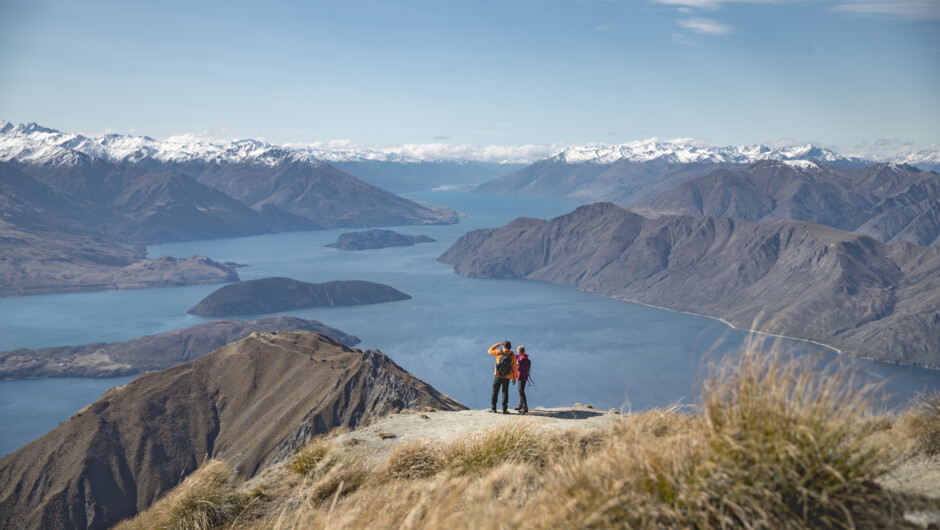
[488,343,518,380]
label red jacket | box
[488,343,518,380]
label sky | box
[0,0,938,157]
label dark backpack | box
[497,353,513,377]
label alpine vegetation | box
[117,337,940,529]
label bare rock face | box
[0,316,360,379]
[440,203,940,367]
[0,331,466,529]
[187,277,412,316]
[326,229,435,250]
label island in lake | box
[326,229,436,251]
[188,277,412,316]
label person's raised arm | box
[488,343,502,357]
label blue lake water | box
[1,190,939,457]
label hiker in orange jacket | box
[489,341,518,414]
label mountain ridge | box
[0,331,466,530]
[629,160,940,246]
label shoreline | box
[570,285,939,372]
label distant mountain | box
[187,277,412,316]
[0,331,466,529]
[475,140,877,205]
[0,316,360,379]
[440,203,940,368]
[12,156,316,243]
[184,158,455,228]
[630,160,940,246]
[0,122,458,232]
[0,162,239,297]
[330,160,526,192]
[326,229,435,251]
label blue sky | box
[0,0,937,155]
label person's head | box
[517,345,525,355]
[503,340,512,350]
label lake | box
[2,190,938,457]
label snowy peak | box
[781,159,820,170]
[549,140,867,167]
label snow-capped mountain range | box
[0,122,320,168]
[1,121,938,170]
[548,141,870,167]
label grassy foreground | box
[117,342,940,529]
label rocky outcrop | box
[326,229,435,250]
[0,331,466,530]
[188,277,412,316]
[0,316,359,379]
[439,203,940,367]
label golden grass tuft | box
[382,440,447,480]
[290,440,330,475]
[442,422,547,476]
[114,460,249,530]
[899,390,940,456]
[696,337,894,527]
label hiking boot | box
[521,409,528,415]
[514,405,522,410]
[490,407,497,413]
[502,409,510,415]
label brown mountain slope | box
[0,316,360,379]
[475,157,738,204]
[0,331,466,530]
[439,203,940,367]
[630,161,940,246]
[0,162,241,297]
[186,159,458,228]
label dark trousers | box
[517,379,528,411]
[491,376,510,410]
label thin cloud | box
[596,23,616,31]
[679,16,734,34]
[653,0,784,8]
[832,1,940,19]
[653,0,940,19]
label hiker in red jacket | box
[514,345,530,414]
[488,340,518,414]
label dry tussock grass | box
[896,391,940,457]
[289,439,330,475]
[442,422,547,476]
[114,459,250,530]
